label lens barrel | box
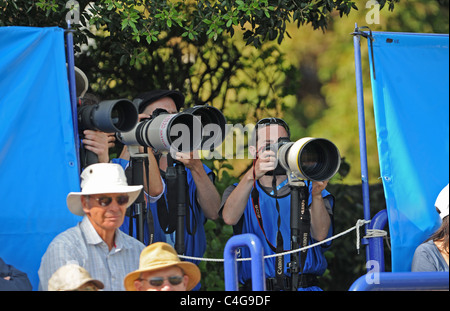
[183,105,226,151]
[278,137,340,181]
[78,99,138,133]
[117,105,226,153]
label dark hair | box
[426,215,449,254]
[251,117,290,147]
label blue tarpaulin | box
[368,32,449,272]
[0,27,81,290]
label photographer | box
[73,68,115,166]
[114,90,221,291]
[79,93,116,165]
[221,118,334,291]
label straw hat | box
[66,163,143,216]
[435,184,449,220]
[124,242,201,291]
[48,264,104,291]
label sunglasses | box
[140,275,184,287]
[90,195,130,207]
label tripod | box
[128,146,148,243]
[286,171,310,291]
[165,154,188,255]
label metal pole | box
[65,21,81,174]
[352,23,372,264]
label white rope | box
[364,228,390,251]
[178,219,371,263]
[363,229,388,239]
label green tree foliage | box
[278,0,449,184]
[0,0,399,59]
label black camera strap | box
[143,156,155,245]
[124,155,155,245]
[297,183,311,288]
[159,168,178,234]
[250,160,285,284]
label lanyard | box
[251,160,285,283]
[269,178,288,195]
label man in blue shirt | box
[114,90,221,290]
[0,258,32,291]
[221,118,334,291]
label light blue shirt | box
[38,216,145,291]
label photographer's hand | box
[222,150,277,226]
[83,130,115,163]
[310,180,331,241]
[174,151,221,220]
[174,151,201,170]
[253,150,277,180]
[311,180,328,197]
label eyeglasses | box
[90,195,129,207]
[255,117,291,138]
[139,275,184,287]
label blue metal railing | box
[367,209,388,272]
[223,234,266,291]
[349,272,449,291]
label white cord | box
[364,229,388,239]
[178,219,372,263]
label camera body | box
[264,137,291,176]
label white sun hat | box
[48,264,104,291]
[67,163,143,216]
[435,183,449,220]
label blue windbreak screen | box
[368,32,449,271]
[0,27,81,290]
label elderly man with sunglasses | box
[38,163,146,291]
[221,118,335,291]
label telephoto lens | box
[117,105,226,154]
[117,110,203,153]
[277,137,341,181]
[78,99,138,133]
[183,105,226,151]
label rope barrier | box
[178,219,371,263]
[364,229,388,239]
